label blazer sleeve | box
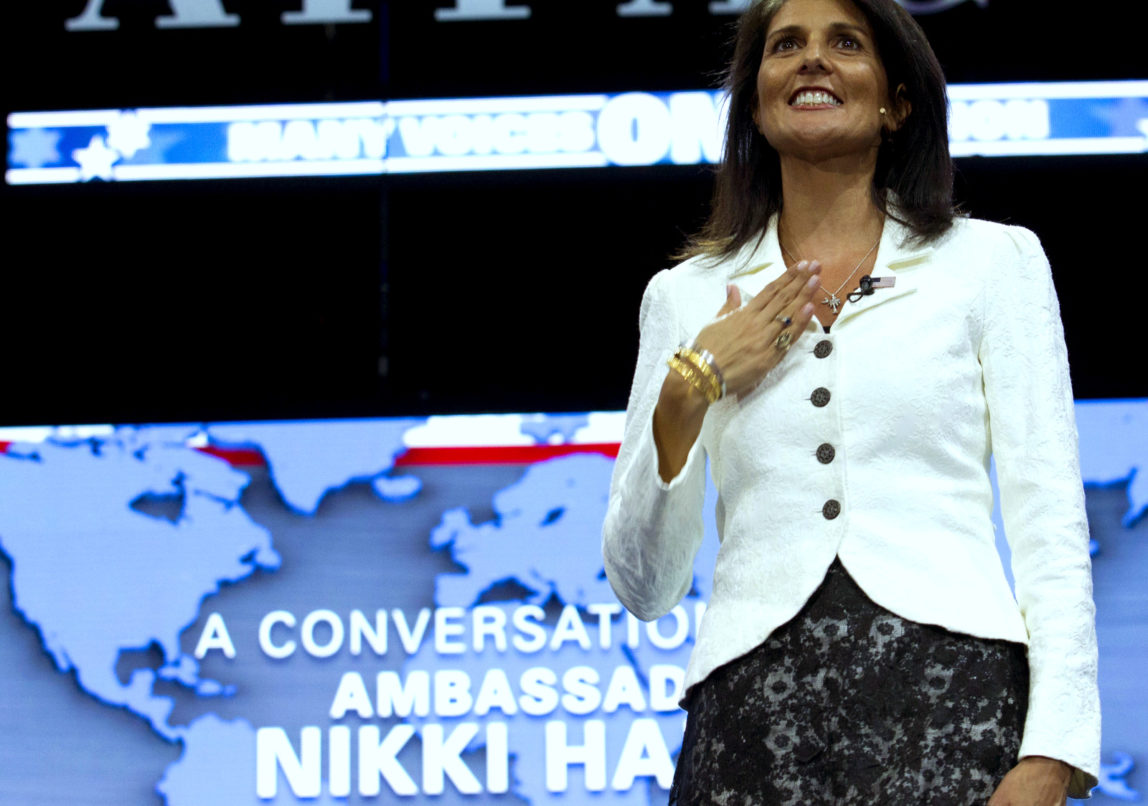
[602,269,708,622]
[980,225,1100,797]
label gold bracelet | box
[667,356,705,398]
[667,355,721,404]
[676,345,726,401]
[668,357,715,403]
[677,353,722,403]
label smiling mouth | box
[789,89,843,107]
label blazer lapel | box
[720,213,934,324]
[834,214,932,326]
[726,220,786,301]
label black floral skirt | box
[669,558,1029,805]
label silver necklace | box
[780,231,882,314]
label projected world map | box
[0,405,1143,804]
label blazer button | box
[817,443,836,464]
[814,340,833,358]
[823,499,841,520]
[811,387,831,407]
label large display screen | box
[1,403,1144,803]
[9,82,1148,184]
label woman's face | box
[753,0,898,164]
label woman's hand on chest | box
[694,260,821,400]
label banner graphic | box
[8,82,1148,185]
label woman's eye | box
[773,36,799,52]
[838,36,861,49]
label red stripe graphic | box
[0,441,620,466]
[196,446,266,466]
[395,443,620,465]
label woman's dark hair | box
[685,0,955,260]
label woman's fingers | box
[788,300,817,335]
[765,298,816,357]
[760,269,821,325]
[750,260,821,316]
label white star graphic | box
[106,111,152,158]
[72,135,119,181]
[10,128,63,168]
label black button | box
[814,340,833,359]
[817,443,835,464]
[823,499,841,520]
[811,387,831,407]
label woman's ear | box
[886,83,912,132]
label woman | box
[601,0,1100,803]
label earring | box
[879,107,887,115]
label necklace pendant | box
[823,294,842,314]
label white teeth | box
[791,90,842,107]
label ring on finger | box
[774,315,792,327]
[774,331,793,352]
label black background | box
[2,1,1146,424]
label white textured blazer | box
[601,213,1100,796]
